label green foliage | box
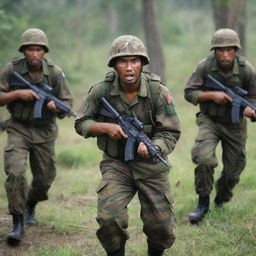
[0,8,27,61]
[157,0,213,44]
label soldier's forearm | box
[0,91,20,105]
[88,122,121,137]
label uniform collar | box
[212,56,240,75]
[110,72,148,97]
[18,58,50,76]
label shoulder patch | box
[165,94,173,104]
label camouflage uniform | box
[0,57,73,214]
[75,70,181,252]
[184,53,256,203]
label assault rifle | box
[204,74,256,123]
[100,96,169,166]
[9,71,77,118]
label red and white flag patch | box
[165,94,173,104]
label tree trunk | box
[107,7,118,37]
[142,0,166,83]
[232,0,246,55]
[212,0,247,56]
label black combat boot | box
[148,246,164,256]
[7,214,24,242]
[24,200,37,225]
[214,194,223,207]
[188,195,210,224]
[107,246,125,256]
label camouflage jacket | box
[75,71,181,179]
[184,54,256,123]
[0,57,73,143]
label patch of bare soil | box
[0,215,87,256]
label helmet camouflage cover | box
[210,28,241,50]
[108,35,150,67]
[19,28,49,52]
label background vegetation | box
[0,0,255,255]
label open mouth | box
[221,60,230,65]
[124,74,135,81]
[30,59,41,65]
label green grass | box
[24,245,88,256]
[1,101,256,256]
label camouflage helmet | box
[19,28,49,52]
[210,28,241,50]
[108,35,150,67]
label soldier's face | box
[23,45,45,67]
[215,47,236,70]
[114,56,142,86]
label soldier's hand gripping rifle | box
[9,71,77,118]
[100,96,169,166]
[204,74,256,123]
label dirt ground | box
[0,212,86,256]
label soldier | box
[0,28,73,242]
[184,28,256,224]
[75,35,181,256]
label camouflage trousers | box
[96,157,175,253]
[191,113,247,202]
[4,125,56,215]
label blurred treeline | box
[0,0,256,95]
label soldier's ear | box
[112,63,117,71]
